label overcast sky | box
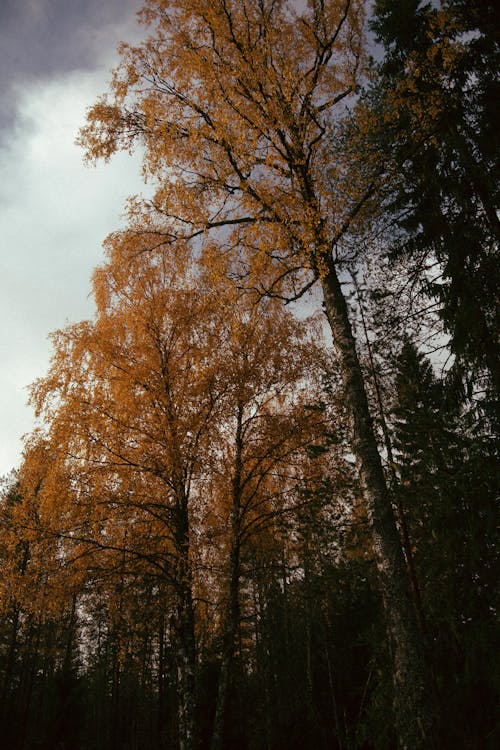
[0,0,145,475]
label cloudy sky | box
[0,0,146,475]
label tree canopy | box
[1,2,498,749]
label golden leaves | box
[77,0,369,292]
[10,0,362,642]
[16,225,329,627]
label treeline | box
[1,327,497,750]
[0,1,498,749]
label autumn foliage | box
[1,2,498,749]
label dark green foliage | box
[371,0,432,65]
[392,341,500,749]
[367,0,500,409]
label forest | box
[0,1,498,749]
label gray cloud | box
[0,1,146,474]
[0,0,142,134]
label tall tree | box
[205,306,326,750]
[29,243,226,750]
[391,340,500,748]
[26,236,327,749]
[0,455,88,750]
[79,3,430,744]
[365,0,499,414]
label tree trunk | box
[158,611,166,747]
[173,496,198,750]
[303,536,315,725]
[210,545,240,750]
[354,277,426,632]
[211,401,243,750]
[175,594,197,750]
[0,606,21,710]
[320,258,434,749]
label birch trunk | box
[210,546,240,750]
[210,401,243,750]
[320,257,433,749]
[175,594,197,750]
[173,495,198,750]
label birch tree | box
[79,2,431,744]
[27,233,327,749]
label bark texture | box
[173,495,198,750]
[210,402,243,750]
[210,547,240,750]
[174,582,197,750]
[321,258,434,749]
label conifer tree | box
[392,340,500,748]
[366,0,500,411]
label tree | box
[365,0,500,416]
[78,3,430,744]
[0,455,88,750]
[204,308,326,750]
[391,340,500,748]
[26,235,327,750]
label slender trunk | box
[110,635,121,750]
[0,605,21,709]
[354,277,425,632]
[175,594,197,750]
[158,611,166,746]
[19,617,41,750]
[210,545,240,750]
[1,542,30,717]
[211,401,243,750]
[173,495,198,750]
[63,593,77,673]
[303,537,315,723]
[281,553,290,658]
[320,259,434,749]
[253,577,272,750]
[322,622,343,750]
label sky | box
[0,0,146,476]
